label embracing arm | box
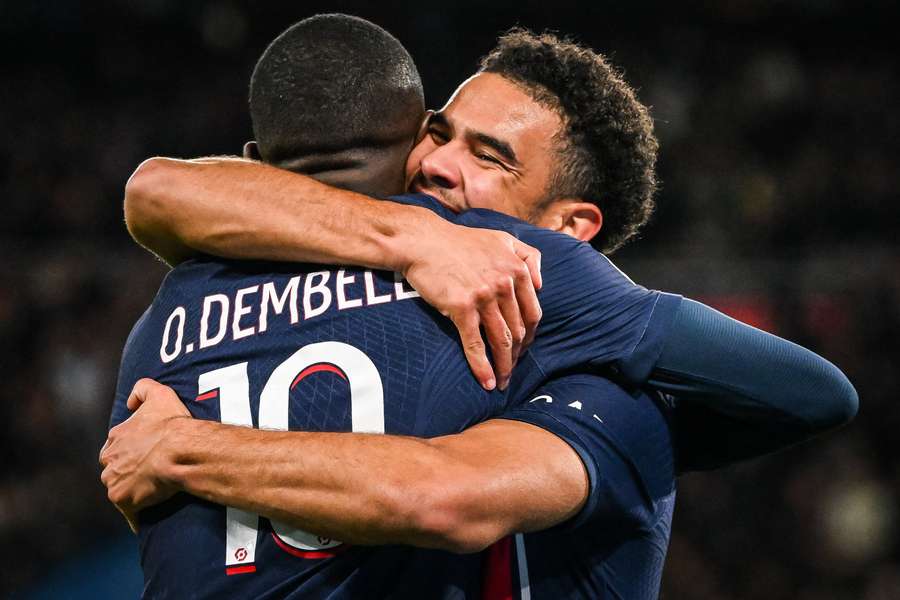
[124,157,543,390]
[126,157,436,270]
[100,380,585,553]
[158,418,585,553]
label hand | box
[402,218,543,390]
[99,379,191,525]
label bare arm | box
[100,380,587,553]
[125,156,441,270]
[124,157,543,390]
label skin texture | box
[406,73,603,242]
[406,73,562,217]
[101,379,588,553]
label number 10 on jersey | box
[197,341,386,575]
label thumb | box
[126,378,156,411]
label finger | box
[495,276,525,370]
[99,438,111,466]
[513,265,543,349]
[100,465,112,487]
[514,241,542,290]
[127,379,154,411]
[451,311,496,390]
[131,380,191,417]
[120,507,140,534]
[480,303,514,391]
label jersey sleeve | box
[647,298,858,472]
[384,202,683,387]
[508,225,682,386]
[498,374,675,532]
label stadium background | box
[3,1,897,598]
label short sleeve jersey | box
[110,193,681,599]
[495,375,676,600]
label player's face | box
[404,73,563,220]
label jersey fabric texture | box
[499,375,676,600]
[648,298,858,471]
[110,193,680,599]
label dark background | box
[2,1,898,598]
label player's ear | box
[243,141,262,160]
[535,200,603,243]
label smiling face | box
[404,72,565,221]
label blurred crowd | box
[2,1,897,598]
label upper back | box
[112,258,494,598]
[110,194,680,598]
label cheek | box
[464,171,514,212]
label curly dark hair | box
[479,29,658,254]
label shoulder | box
[458,208,585,252]
[533,375,673,443]
[386,193,456,219]
[162,256,308,291]
[504,374,674,532]
[456,209,641,295]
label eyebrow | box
[430,112,520,166]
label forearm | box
[124,156,547,391]
[124,157,437,270]
[161,418,438,546]
[160,419,576,552]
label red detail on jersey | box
[290,363,347,389]
[196,390,219,402]
[270,532,347,559]
[481,536,514,600]
[225,564,256,576]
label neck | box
[273,143,412,198]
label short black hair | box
[480,29,659,254]
[250,14,424,163]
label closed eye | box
[476,153,502,165]
[428,127,449,144]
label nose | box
[419,143,462,190]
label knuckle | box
[464,338,486,352]
[446,300,466,315]
[474,284,493,301]
[448,295,474,314]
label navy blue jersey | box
[110,193,680,598]
[383,195,682,399]
[496,375,676,600]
